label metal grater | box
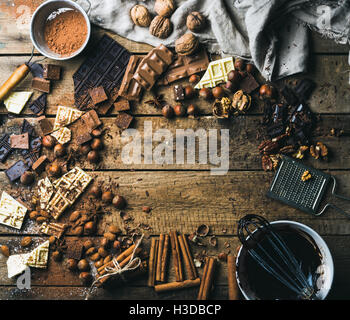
[267,156,350,217]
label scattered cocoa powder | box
[44,9,87,57]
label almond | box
[104,232,116,242]
[21,236,32,248]
[1,245,10,257]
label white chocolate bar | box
[4,92,33,114]
[0,191,27,229]
[26,240,49,269]
[51,127,71,144]
[53,106,83,131]
[38,177,54,210]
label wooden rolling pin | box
[0,64,30,101]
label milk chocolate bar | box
[81,109,102,131]
[133,44,174,90]
[43,64,61,80]
[73,35,131,113]
[21,119,37,138]
[10,133,29,149]
[118,55,144,101]
[32,77,51,93]
[158,49,210,85]
[0,134,12,163]
[32,155,48,174]
[28,93,47,116]
[76,131,92,145]
[116,113,133,130]
[5,160,28,182]
[38,116,53,135]
[114,98,130,112]
[89,86,108,105]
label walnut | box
[149,15,173,39]
[186,12,206,32]
[301,170,312,182]
[293,145,308,159]
[213,98,231,119]
[262,155,273,171]
[130,5,152,27]
[154,0,175,17]
[175,33,199,56]
[310,142,328,160]
[231,90,251,112]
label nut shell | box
[130,5,152,27]
[149,15,172,39]
[175,33,199,56]
[186,12,206,32]
[154,0,175,17]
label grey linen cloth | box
[83,0,350,81]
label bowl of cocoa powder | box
[30,0,91,60]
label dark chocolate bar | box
[88,86,108,105]
[21,119,37,137]
[73,35,131,114]
[133,44,174,90]
[5,160,28,182]
[294,79,315,102]
[0,134,12,163]
[281,85,298,106]
[66,242,84,260]
[173,85,185,101]
[158,49,210,85]
[239,73,259,94]
[28,93,47,116]
[29,63,44,78]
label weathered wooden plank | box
[0,170,350,236]
[0,115,349,171]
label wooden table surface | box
[0,1,350,300]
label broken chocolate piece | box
[5,160,28,182]
[76,132,92,145]
[66,242,84,260]
[88,86,108,105]
[10,133,29,149]
[239,73,259,94]
[32,77,51,93]
[81,110,102,131]
[32,155,48,174]
[43,64,61,80]
[29,63,44,78]
[38,116,53,136]
[114,99,130,112]
[21,119,37,137]
[116,113,133,129]
[0,134,12,163]
[174,85,185,101]
[28,93,47,116]
[281,85,298,106]
[294,79,315,102]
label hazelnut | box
[1,245,10,257]
[79,144,91,155]
[187,104,197,116]
[227,70,241,83]
[98,247,108,258]
[87,150,100,163]
[49,236,56,245]
[234,58,245,71]
[162,105,174,119]
[48,163,61,177]
[102,191,113,204]
[259,84,275,100]
[104,232,117,242]
[90,138,103,150]
[21,236,32,248]
[91,129,102,137]
[218,252,228,262]
[42,135,56,148]
[175,33,199,56]
[189,74,200,84]
[184,85,196,99]
[20,171,34,185]
[113,240,121,250]
[246,63,255,73]
[89,185,102,198]
[212,86,225,99]
[154,0,175,17]
[108,225,122,235]
[84,221,96,235]
[78,259,90,271]
[130,5,151,27]
[149,15,172,39]
[53,144,66,157]
[113,195,127,209]
[52,250,62,262]
[174,104,186,117]
[66,258,78,271]
[186,12,206,32]
[29,211,41,220]
[79,272,92,284]
[199,88,212,100]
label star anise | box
[145,94,166,109]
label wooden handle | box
[0,64,30,101]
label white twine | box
[85,234,144,300]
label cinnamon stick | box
[180,234,197,278]
[227,255,239,300]
[169,231,183,282]
[148,238,158,287]
[178,234,196,280]
[197,257,216,300]
[154,278,200,293]
[156,234,165,282]
[197,257,209,300]
[160,234,170,282]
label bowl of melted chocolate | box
[236,220,334,300]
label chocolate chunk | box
[29,63,44,78]
[43,64,61,80]
[21,119,37,137]
[76,132,92,145]
[5,160,28,182]
[294,79,315,102]
[116,113,133,129]
[173,85,185,101]
[32,77,51,93]
[66,242,84,260]
[81,110,102,131]
[158,48,210,86]
[114,99,130,112]
[32,155,48,174]
[281,85,298,106]
[133,44,174,90]
[267,123,285,138]
[21,136,42,167]
[0,134,12,163]
[88,86,108,105]
[73,35,131,113]
[118,55,144,101]
[38,116,53,135]
[28,93,47,116]
[239,73,259,94]
[10,133,29,149]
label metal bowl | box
[236,220,334,300]
[30,0,91,60]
